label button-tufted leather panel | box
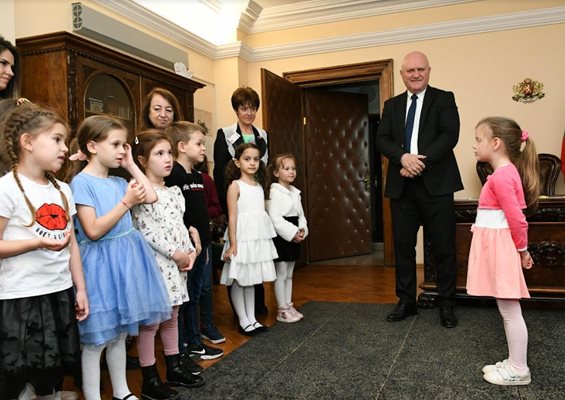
[261,69,307,263]
[304,91,371,261]
[261,69,305,192]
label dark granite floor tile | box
[248,303,410,400]
[380,379,521,400]
[184,302,565,400]
[519,388,565,400]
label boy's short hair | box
[166,121,204,158]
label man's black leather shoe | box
[386,302,418,322]
[439,306,458,328]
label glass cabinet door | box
[84,74,135,139]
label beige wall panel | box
[10,0,565,199]
[246,24,565,197]
[245,0,565,47]
[1,0,16,41]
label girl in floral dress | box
[132,130,204,399]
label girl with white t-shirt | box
[0,103,89,399]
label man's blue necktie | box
[404,94,418,151]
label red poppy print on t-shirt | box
[35,203,68,231]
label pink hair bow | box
[69,150,87,161]
[520,131,529,142]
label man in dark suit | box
[375,51,463,328]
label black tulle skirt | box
[0,287,81,398]
[273,216,301,262]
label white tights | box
[496,299,529,374]
[274,261,295,308]
[81,333,135,400]
[231,281,257,330]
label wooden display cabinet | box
[16,31,204,142]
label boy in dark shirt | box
[165,122,224,361]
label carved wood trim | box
[529,241,565,267]
[17,32,204,91]
[284,60,393,86]
[67,51,78,135]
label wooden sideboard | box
[420,196,565,305]
[16,32,204,138]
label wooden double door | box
[261,68,373,262]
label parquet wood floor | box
[66,258,422,399]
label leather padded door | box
[261,68,308,264]
[304,91,371,261]
[260,68,304,192]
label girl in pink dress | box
[467,117,540,386]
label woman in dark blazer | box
[213,87,268,213]
[213,86,269,316]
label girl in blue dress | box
[69,115,171,400]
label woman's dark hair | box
[0,98,20,173]
[224,143,267,197]
[0,37,21,99]
[141,88,183,129]
[230,87,260,111]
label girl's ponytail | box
[515,134,540,212]
[477,117,540,212]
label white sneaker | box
[23,388,78,400]
[287,303,303,319]
[482,360,504,374]
[18,384,36,400]
[35,392,62,400]
[276,307,300,323]
[57,391,79,400]
[483,359,531,386]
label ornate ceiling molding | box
[243,0,475,34]
[247,6,565,61]
[239,1,263,32]
[200,0,223,14]
[93,1,565,63]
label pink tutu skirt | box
[467,209,530,299]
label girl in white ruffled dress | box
[220,143,277,336]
